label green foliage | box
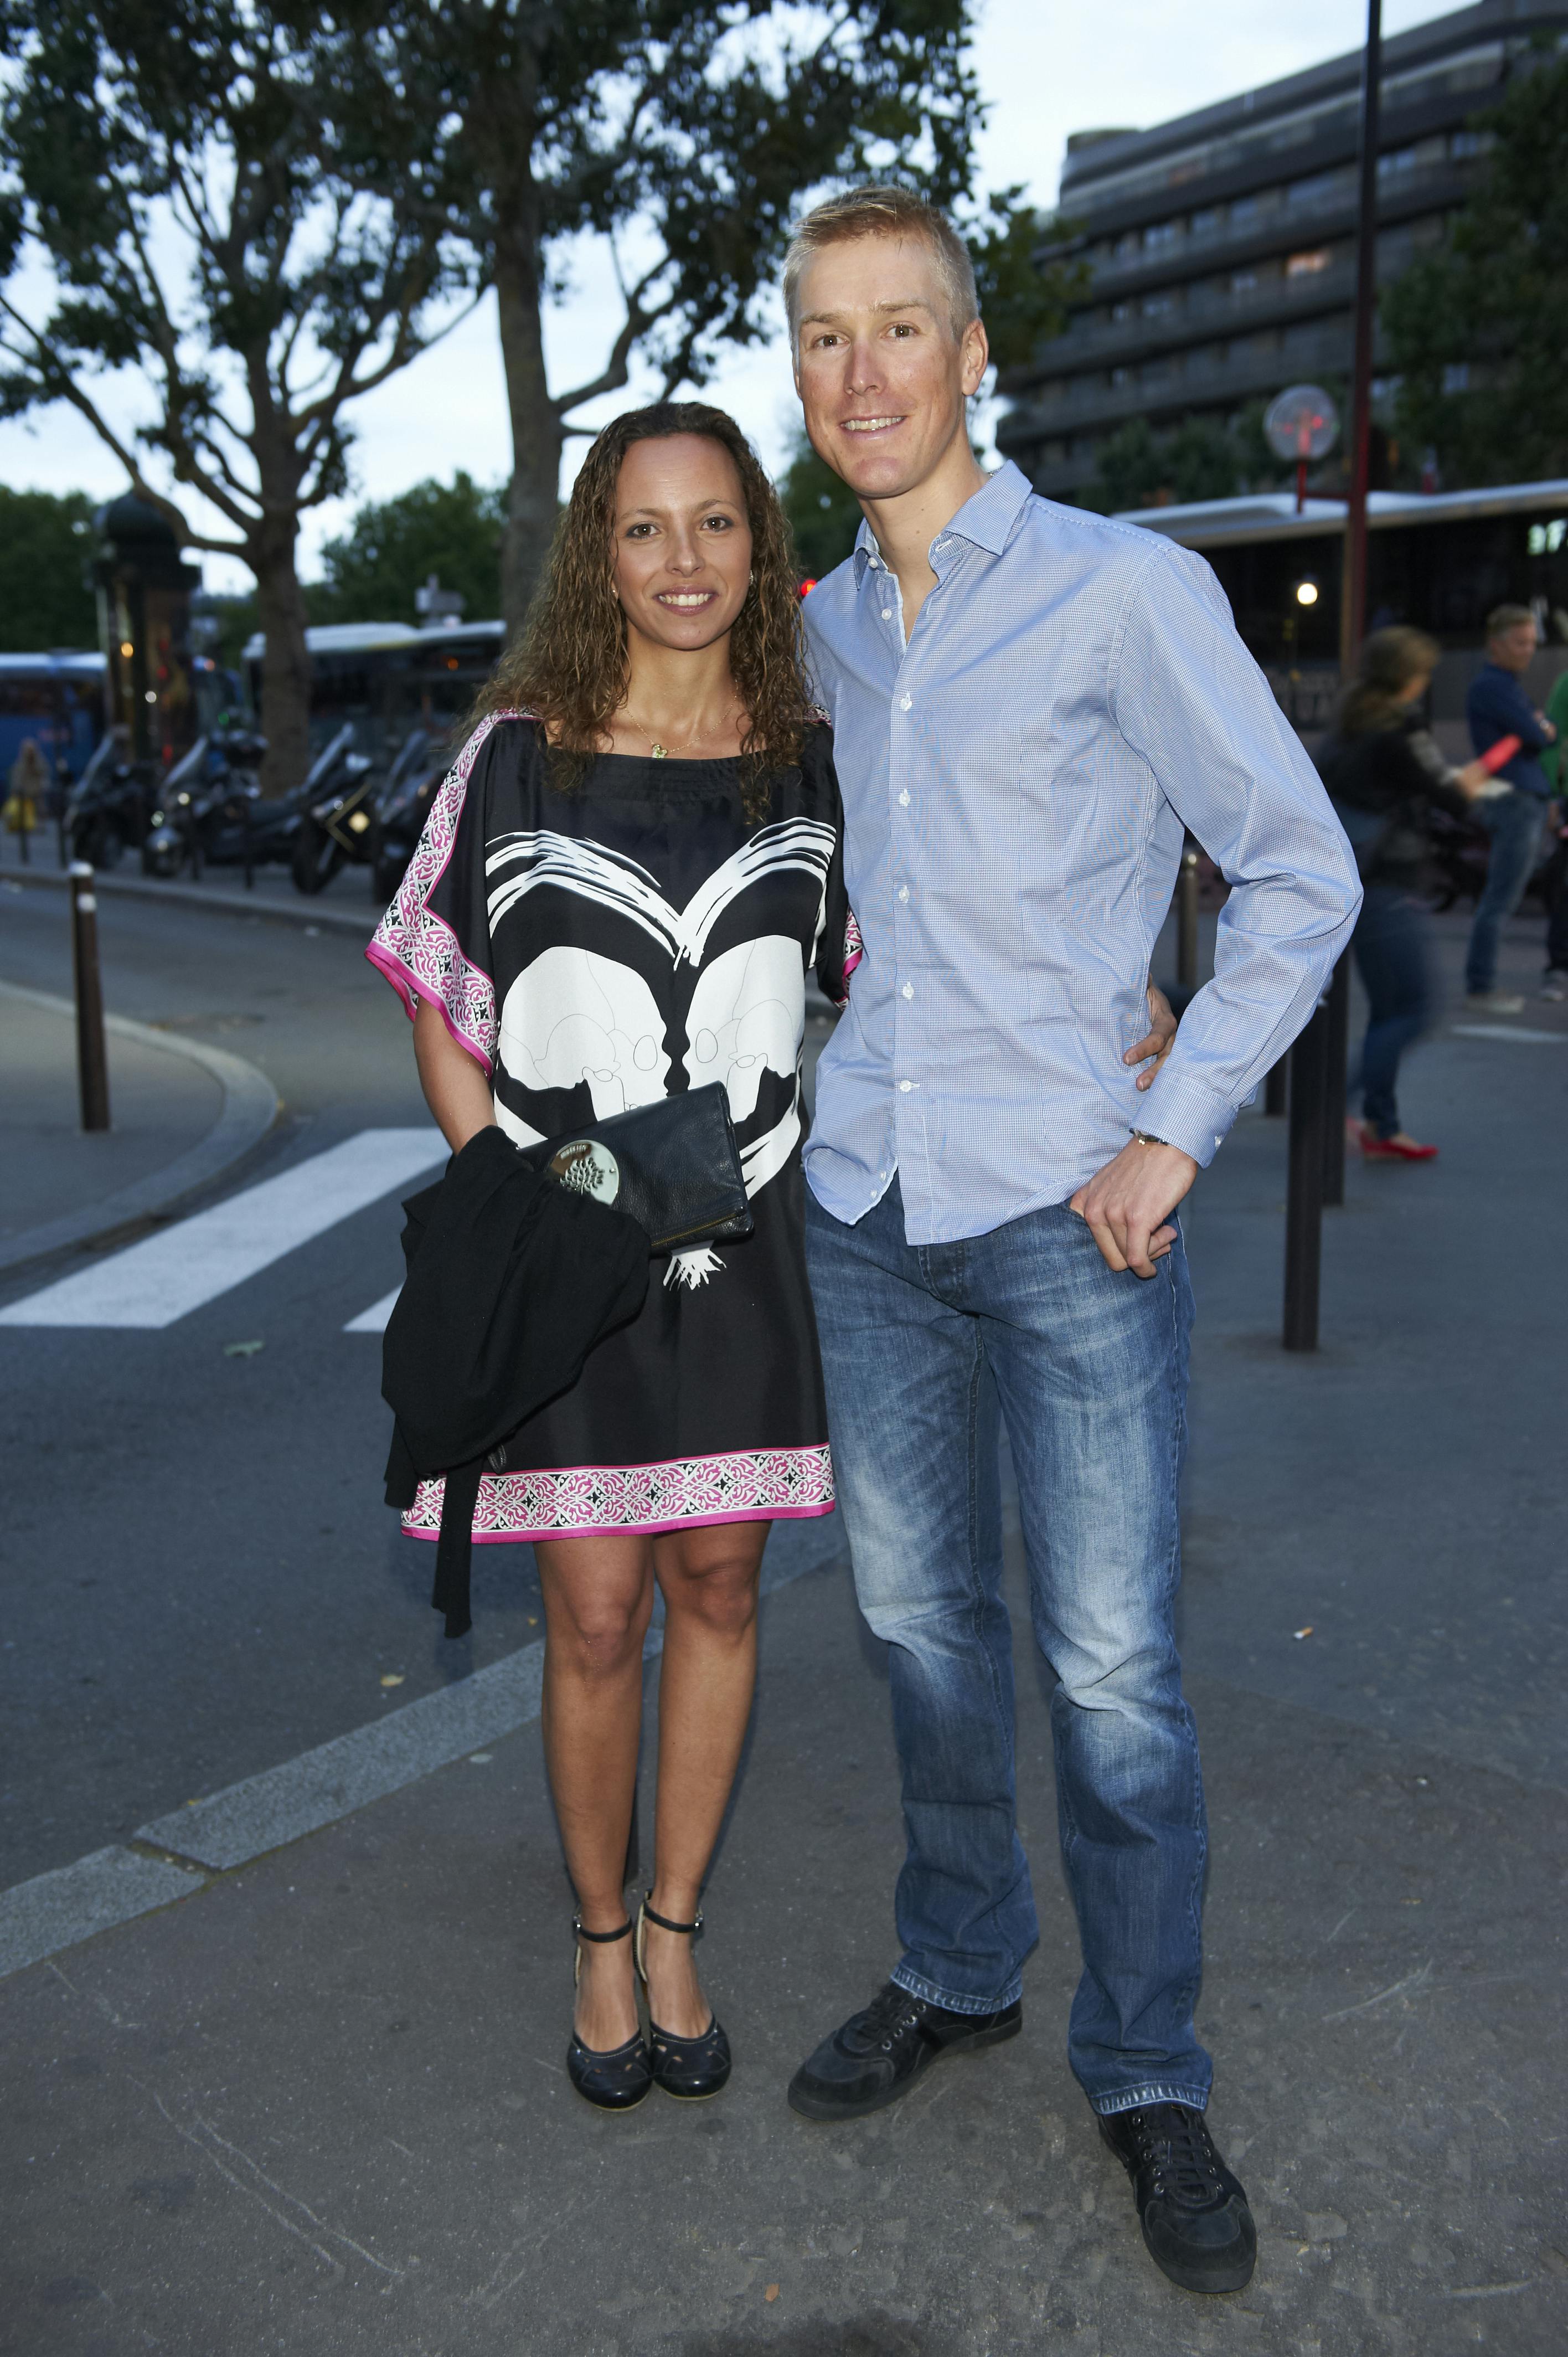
[1085,416,1250,513]
[0,1,475,781]
[1384,50,1568,485]
[308,474,507,625]
[777,436,865,582]
[0,487,96,649]
[967,189,1085,375]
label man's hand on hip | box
[1069,1138,1199,1278]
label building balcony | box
[1038,157,1473,312]
[998,316,1376,465]
[1025,256,1361,378]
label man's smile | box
[840,415,907,435]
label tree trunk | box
[251,524,312,797]
[494,219,563,638]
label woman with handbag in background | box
[1317,626,1492,1161]
[369,402,850,2112]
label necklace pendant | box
[650,742,668,759]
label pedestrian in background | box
[1463,603,1556,1013]
[1318,627,1490,1161]
[1535,655,1568,999]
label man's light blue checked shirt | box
[801,460,1361,1247]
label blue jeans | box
[1352,885,1434,1138]
[1465,790,1543,995]
[805,1176,1211,2116]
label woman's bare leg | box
[640,1519,769,2037]
[535,1532,656,2051]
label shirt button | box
[897,790,910,807]
[899,1079,913,1093]
[881,609,892,621]
[901,983,914,1000]
[899,694,912,711]
[898,885,909,902]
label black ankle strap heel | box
[635,1897,731,2102]
[567,1916,651,2113]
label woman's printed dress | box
[367,711,852,1547]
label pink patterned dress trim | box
[402,1443,835,1545]
[365,708,536,1074]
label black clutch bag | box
[524,1083,753,1255]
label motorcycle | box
[368,727,450,902]
[141,727,281,878]
[65,735,161,868]
[291,725,379,895]
[1426,801,1557,914]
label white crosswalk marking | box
[0,1130,443,1330]
[344,1285,401,1334]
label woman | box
[369,403,849,2112]
[1317,626,1490,1161]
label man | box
[1529,634,1568,1001]
[1464,603,1556,1013]
[783,186,1360,2299]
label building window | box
[1115,231,1140,259]
[1286,249,1332,277]
[1112,301,1132,323]
[1442,362,1471,394]
[1231,270,1258,294]
[1111,367,1131,387]
[1231,196,1262,230]
[1451,129,1492,160]
[1142,358,1175,384]
[1192,207,1224,239]
[1144,220,1182,252]
[1378,146,1416,178]
[1143,292,1177,318]
[1287,170,1348,208]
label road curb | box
[0,1517,847,1979]
[0,981,281,1275]
[2,861,379,938]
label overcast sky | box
[4,0,1441,595]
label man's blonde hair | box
[1486,602,1534,641]
[783,186,979,344]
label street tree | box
[0,4,473,790]
[409,1,989,627]
[0,486,97,649]
[1384,51,1568,487]
[310,472,507,627]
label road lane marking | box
[344,1285,401,1333]
[1450,1024,1568,1044]
[0,1128,443,1329]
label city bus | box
[242,618,506,770]
[0,651,106,785]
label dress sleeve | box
[807,724,860,1008]
[365,711,528,1074]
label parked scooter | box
[65,733,160,868]
[291,724,379,895]
[369,727,450,902]
[141,727,276,878]
[1426,802,1556,913]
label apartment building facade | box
[997,0,1568,507]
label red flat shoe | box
[1361,1133,1438,1161]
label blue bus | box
[0,652,105,788]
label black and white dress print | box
[368,710,856,1548]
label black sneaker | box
[787,1980,1021,2122]
[1098,2102,1256,2294]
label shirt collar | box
[852,459,1033,588]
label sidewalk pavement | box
[2,910,1566,2355]
[1,828,384,938]
[0,977,278,1274]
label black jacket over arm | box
[383,1126,649,1634]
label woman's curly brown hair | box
[474,402,811,826]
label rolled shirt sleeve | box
[1111,545,1362,1164]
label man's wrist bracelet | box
[1130,1128,1170,1148]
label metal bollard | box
[243,792,255,892]
[69,861,111,1133]
[1177,838,1200,999]
[1283,994,1330,1351]
[1264,1058,1288,1117]
[1322,955,1350,1205]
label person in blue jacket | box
[1464,604,1557,1011]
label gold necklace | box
[623,706,738,759]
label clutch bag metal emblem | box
[548,1138,621,1205]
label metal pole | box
[243,791,254,891]
[1283,995,1330,1351]
[1322,954,1352,1205]
[1265,1058,1288,1117]
[1177,837,1200,1000]
[1339,0,1383,675]
[69,861,111,1133]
